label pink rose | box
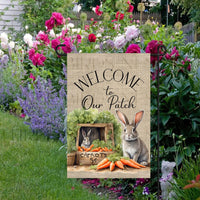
[32,53,46,66]
[114,35,126,49]
[145,40,163,66]
[77,34,81,43]
[116,11,124,20]
[36,31,50,45]
[125,25,140,41]
[29,73,36,81]
[52,12,65,26]
[88,33,96,42]
[51,38,60,50]
[20,113,26,118]
[85,25,90,31]
[45,17,55,30]
[126,44,141,53]
[62,38,72,54]
[28,48,35,60]
[95,5,103,16]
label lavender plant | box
[18,77,66,140]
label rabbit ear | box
[133,111,144,127]
[87,129,91,136]
[116,110,129,126]
[82,130,86,137]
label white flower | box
[0,32,8,44]
[79,50,82,53]
[67,23,75,29]
[23,33,33,45]
[125,25,140,41]
[49,29,56,38]
[72,28,81,34]
[95,44,99,49]
[96,33,102,38]
[8,41,15,49]
[25,25,29,30]
[0,49,4,57]
[114,35,126,49]
[1,42,8,49]
[73,4,81,13]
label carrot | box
[101,148,106,152]
[97,158,109,168]
[129,159,146,168]
[115,160,124,169]
[97,161,111,170]
[91,148,100,152]
[104,147,109,151]
[120,158,140,169]
[110,162,115,171]
[109,149,112,151]
[85,144,94,152]
[81,146,87,151]
[78,146,83,152]
[99,149,103,152]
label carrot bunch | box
[78,145,112,152]
[96,155,146,172]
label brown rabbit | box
[116,110,149,166]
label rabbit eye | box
[132,127,136,132]
[124,128,127,133]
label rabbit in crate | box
[80,127,100,148]
[116,110,149,166]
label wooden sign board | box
[67,53,150,178]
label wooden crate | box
[77,151,113,165]
[76,123,114,149]
[76,123,114,165]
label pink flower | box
[33,41,40,49]
[45,17,55,30]
[116,11,124,20]
[145,40,163,66]
[95,5,103,16]
[118,196,124,199]
[181,57,191,71]
[77,34,81,43]
[20,113,26,118]
[90,18,94,21]
[125,25,140,41]
[52,12,65,26]
[71,187,75,190]
[32,53,46,66]
[126,44,141,53]
[62,38,72,54]
[128,5,134,12]
[28,48,35,60]
[165,47,180,61]
[36,31,50,45]
[88,33,96,42]
[51,38,60,50]
[153,27,159,34]
[29,73,36,81]
[114,35,126,49]
[85,25,90,31]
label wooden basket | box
[77,151,113,165]
[67,152,76,166]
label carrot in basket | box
[129,159,146,168]
[91,148,100,152]
[81,146,87,151]
[115,160,124,169]
[97,161,111,170]
[78,146,83,152]
[104,147,109,151]
[120,158,140,169]
[97,158,109,168]
[110,162,115,171]
[85,144,94,152]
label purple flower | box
[142,187,150,195]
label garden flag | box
[67,53,150,178]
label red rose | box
[116,11,124,20]
[126,44,141,53]
[128,5,134,12]
[88,33,96,42]
[45,17,55,30]
[95,5,103,16]
[145,40,163,66]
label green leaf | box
[172,80,182,89]
[192,121,197,131]
[161,115,170,126]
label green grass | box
[0,111,105,200]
